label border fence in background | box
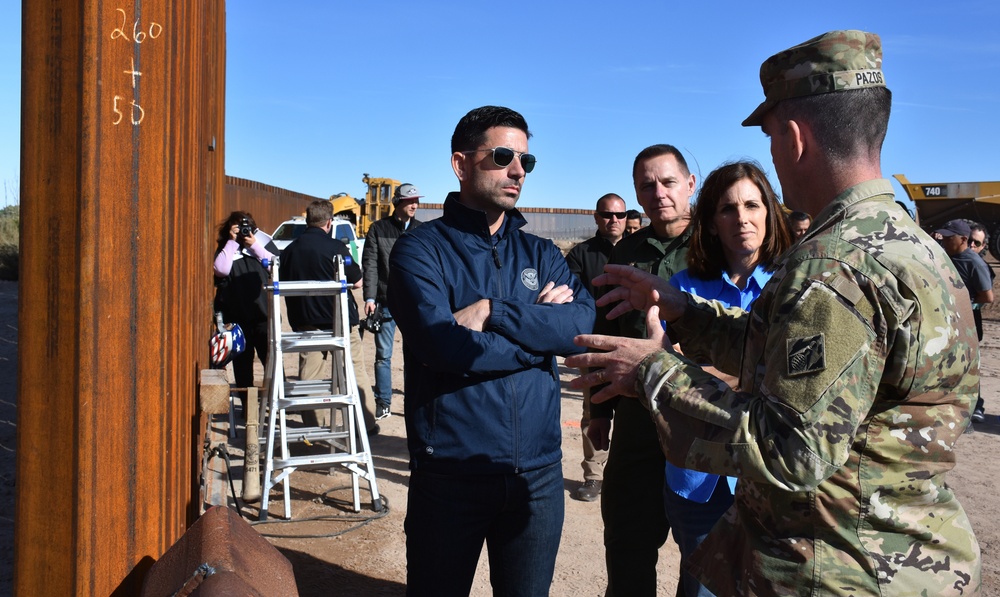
[224,176,325,234]
[417,204,595,242]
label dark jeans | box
[405,461,564,596]
[231,319,268,390]
[663,477,734,597]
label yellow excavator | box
[326,174,402,238]
[328,192,362,225]
[894,174,1000,259]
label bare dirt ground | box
[0,278,997,596]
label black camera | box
[362,304,383,334]
[238,217,253,238]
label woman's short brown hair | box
[686,160,792,280]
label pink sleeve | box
[213,240,239,277]
[249,241,274,262]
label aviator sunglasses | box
[464,146,537,173]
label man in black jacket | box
[281,200,377,432]
[363,184,422,420]
[565,192,626,502]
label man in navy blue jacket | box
[389,106,595,596]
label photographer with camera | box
[213,211,274,391]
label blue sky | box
[4,2,999,214]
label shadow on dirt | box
[278,546,406,596]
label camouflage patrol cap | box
[743,30,885,127]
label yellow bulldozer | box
[894,174,1000,259]
[328,192,362,225]
[326,174,402,238]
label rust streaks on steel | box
[17,1,225,595]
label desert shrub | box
[0,205,18,281]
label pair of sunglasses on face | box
[464,147,536,173]
[597,211,627,220]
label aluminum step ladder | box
[256,254,381,520]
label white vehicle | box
[271,216,365,265]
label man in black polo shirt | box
[280,200,377,432]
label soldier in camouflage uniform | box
[567,30,981,596]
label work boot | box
[575,479,601,502]
[971,407,986,424]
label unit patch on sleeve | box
[787,334,826,376]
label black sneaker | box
[375,403,391,420]
[971,408,986,424]
[367,424,380,437]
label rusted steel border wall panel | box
[16,1,225,595]
[222,175,325,234]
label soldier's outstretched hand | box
[567,306,671,404]
[593,264,686,322]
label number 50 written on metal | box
[112,95,145,126]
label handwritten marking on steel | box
[109,8,163,127]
